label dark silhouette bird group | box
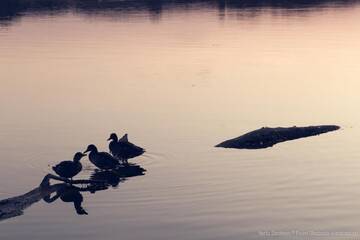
[0,162,147,220]
[0,132,147,219]
[52,133,145,180]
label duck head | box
[73,152,87,162]
[84,144,98,154]
[107,133,118,142]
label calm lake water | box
[1,1,360,239]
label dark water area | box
[1,0,360,239]
[1,0,360,25]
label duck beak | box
[107,137,111,141]
[82,153,87,157]
[84,149,90,153]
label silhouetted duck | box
[84,144,119,170]
[52,152,86,179]
[108,133,145,163]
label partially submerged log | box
[215,125,340,149]
[0,174,108,221]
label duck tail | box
[119,134,128,142]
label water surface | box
[1,1,360,239]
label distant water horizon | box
[1,0,360,25]
[1,0,360,239]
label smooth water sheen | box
[1,1,360,239]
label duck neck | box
[110,136,118,143]
[89,149,98,157]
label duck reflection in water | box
[42,182,105,215]
[91,163,146,187]
[0,163,146,221]
[0,174,107,221]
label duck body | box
[112,141,145,159]
[109,140,119,157]
[52,152,86,179]
[53,161,82,179]
[85,144,119,170]
[88,151,119,170]
[108,134,145,161]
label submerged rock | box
[215,125,340,149]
